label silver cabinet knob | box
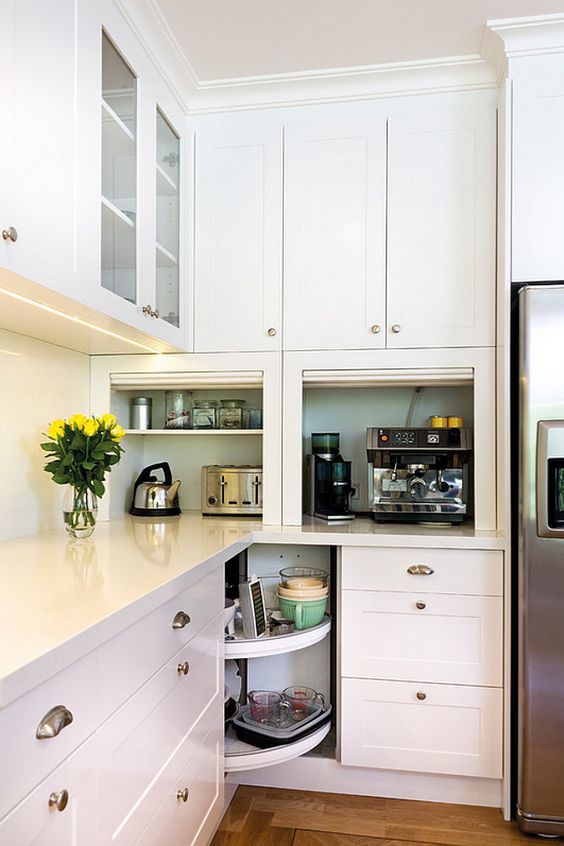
[172,611,191,629]
[416,691,427,701]
[153,308,160,319]
[407,564,434,576]
[36,705,74,739]
[415,601,427,610]
[2,226,17,242]
[177,787,189,803]
[370,324,381,334]
[48,789,69,812]
[142,304,160,319]
[177,661,190,676]
[391,324,401,333]
[267,327,277,337]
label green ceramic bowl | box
[277,594,328,630]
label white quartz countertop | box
[0,512,504,708]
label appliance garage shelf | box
[124,429,263,436]
[224,721,332,773]
[225,616,331,659]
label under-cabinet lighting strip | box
[0,287,159,353]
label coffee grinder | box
[304,433,356,521]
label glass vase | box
[63,487,98,539]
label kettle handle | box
[132,462,173,490]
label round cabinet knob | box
[267,327,277,337]
[177,788,189,803]
[391,324,401,334]
[152,308,160,320]
[370,324,381,334]
[416,691,427,701]
[415,601,427,610]
[177,661,190,676]
[142,304,154,317]
[172,611,190,629]
[208,496,217,505]
[2,226,17,242]
[48,789,69,812]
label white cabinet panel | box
[284,114,386,351]
[341,590,503,686]
[387,109,496,348]
[341,678,502,778]
[513,72,564,282]
[194,117,282,352]
[0,735,96,846]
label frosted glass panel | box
[156,109,180,327]
[101,32,136,303]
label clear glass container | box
[101,32,137,305]
[311,433,340,455]
[164,391,192,429]
[218,399,246,430]
[247,408,263,430]
[192,400,217,429]
[155,108,180,327]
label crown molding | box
[483,14,564,81]
[187,55,497,113]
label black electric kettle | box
[130,462,182,516]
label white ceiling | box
[154,0,564,82]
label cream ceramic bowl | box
[277,585,328,600]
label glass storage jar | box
[247,408,263,430]
[192,399,217,429]
[219,399,246,430]
[165,391,192,429]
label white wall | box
[0,330,89,540]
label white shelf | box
[102,195,134,229]
[124,429,263,436]
[156,241,178,267]
[102,97,135,143]
[156,162,178,195]
[225,616,331,660]
[224,721,331,773]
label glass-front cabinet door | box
[155,108,180,327]
[101,31,137,306]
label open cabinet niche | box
[302,382,474,515]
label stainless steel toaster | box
[201,465,263,516]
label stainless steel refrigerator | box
[517,283,564,836]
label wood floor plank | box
[294,832,441,846]
[217,787,256,832]
[234,810,295,846]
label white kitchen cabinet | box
[512,65,564,282]
[283,112,387,351]
[194,115,282,352]
[387,108,496,348]
[0,734,97,846]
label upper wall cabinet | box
[387,108,496,349]
[512,64,564,283]
[0,0,80,298]
[284,113,387,351]
[194,116,282,353]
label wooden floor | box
[211,787,529,846]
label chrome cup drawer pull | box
[36,705,74,739]
[48,789,69,812]
[172,611,191,629]
[407,565,435,576]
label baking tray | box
[241,701,323,732]
[232,705,332,748]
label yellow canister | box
[429,416,448,428]
[448,416,464,428]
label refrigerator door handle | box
[537,420,564,538]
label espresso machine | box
[366,427,472,523]
[304,433,356,521]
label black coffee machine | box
[304,433,355,521]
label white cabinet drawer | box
[0,649,99,820]
[341,547,503,595]
[0,732,96,846]
[341,678,502,778]
[97,565,223,717]
[137,714,224,846]
[97,612,223,846]
[341,590,503,686]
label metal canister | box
[448,416,464,428]
[131,396,152,430]
[429,415,448,428]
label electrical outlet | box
[352,481,360,500]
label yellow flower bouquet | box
[41,413,125,537]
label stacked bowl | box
[277,567,328,630]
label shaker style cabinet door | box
[284,113,386,351]
[387,108,496,348]
[512,70,564,282]
[194,116,282,352]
